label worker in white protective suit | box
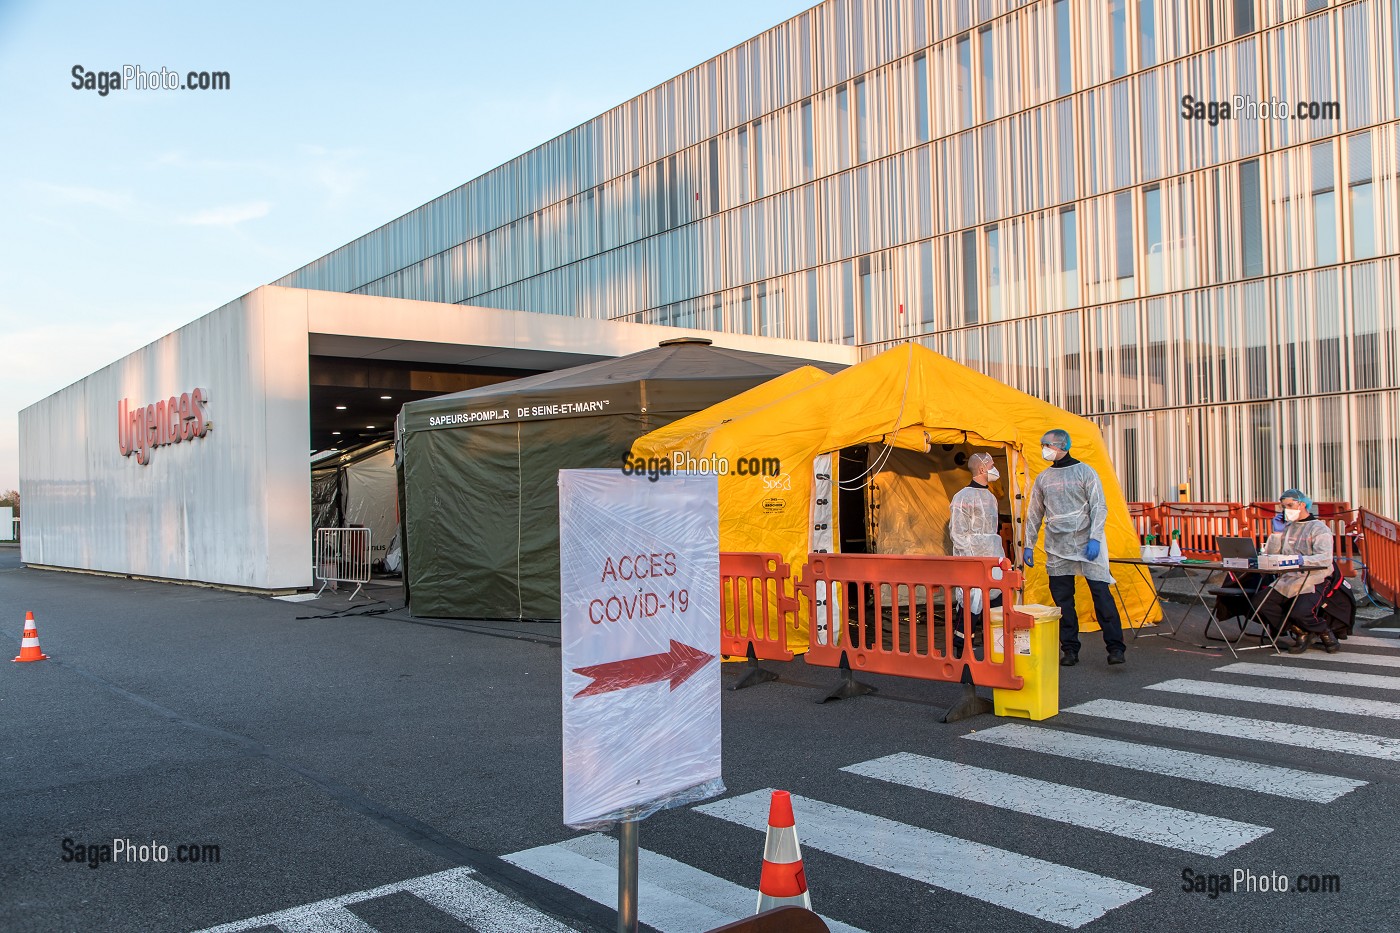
[1023,429,1127,667]
[1255,488,1339,654]
[949,452,1004,658]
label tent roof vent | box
[658,336,714,347]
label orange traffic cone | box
[13,612,48,662]
[756,790,811,912]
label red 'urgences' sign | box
[118,388,209,465]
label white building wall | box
[18,287,313,590]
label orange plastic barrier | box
[720,552,797,662]
[794,553,1032,691]
[1127,502,1160,542]
[1154,502,1248,558]
[1359,509,1400,607]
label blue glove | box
[1271,514,1287,532]
[1085,539,1101,561]
[1022,547,1035,567]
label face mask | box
[1283,508,1303,522]
[985,467,1001,482]
[1041,446,1058,462]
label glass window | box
[740,286,754,335]
[1060,207,1079,308]
[980,27,996,120]
[961,230,979,324]
[1115,191,1135,297]
[801,101,814,180]
[1304,0,1326,11]
[1139,0,1156,68]
[752,121,764,198]
[1348,132,1375,260]
[1110,0,1128,78]
[854,78,869,163]
[919,239,936,330]
[956,36,973,129]
[708,138,720,213]
[1143,185,1164,293]
[805,269,819,340]
[737,126,749,203]
[1239,159,1263,277]
[1311,142,1337,265]
[985,226,1002,320]
[1351,183,1376,259]
[836,86,851,169]
[1054,0,1073,97]
[914,54,930,142]
[840,261,856,344]
[859,257,874,342]
[1234,0,1254,35]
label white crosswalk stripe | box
[504,833,867,933]
[190,866,579,933]
[1147,678,1400,720]
[963,723,1366,801]
[1338,634,1400,649]
[275,909,377,933]
[696,788,1152,930]
[1215,661,1400,691]
[1280,650,1400,669]
[1066,698,1400,761]
[842,752,1269,856]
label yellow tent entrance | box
[631,342,1161,653]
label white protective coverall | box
[950,483,1003,613]
[1024,461,1115,583]
[1264,518,1334,598]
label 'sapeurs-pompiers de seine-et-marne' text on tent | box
[630,342,1161,650]
[396,338,842,620]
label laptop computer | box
[1216,536,1259,559]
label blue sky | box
[0,0,812,493]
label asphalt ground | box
[2,549,1398,933]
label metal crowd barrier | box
[794,553,1033,701]
[314,527,371,600]
[719,552,797,689]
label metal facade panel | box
[18,288,312,589]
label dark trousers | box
[1048,574,1126,654]
[1255,588,1325,636]
[952,592,1002,659]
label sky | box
[0,0,813,494]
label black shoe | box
[1107,649,1126,665]
[1060,649,1079,667]
[1287,633,1315,655]
[1320,632,1340,654]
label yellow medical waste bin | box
[989,604,1061,720]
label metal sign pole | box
[617,820,639,933]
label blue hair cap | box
[1042,428,1072,451]
[1281,488,1315,515]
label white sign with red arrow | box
[559,469,723,830]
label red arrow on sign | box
[572,639,715,699]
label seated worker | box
[949,452,1004,657]
[1255,488,1338,653]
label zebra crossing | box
[195,635,1400,933]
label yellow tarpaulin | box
[630,343,1161,653]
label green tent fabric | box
[399,339,842,620]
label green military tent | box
[397,338,842,620]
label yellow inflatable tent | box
[630,342,1160,652]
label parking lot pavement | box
[3,552,1397,932]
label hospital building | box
[21,0,1400,591]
